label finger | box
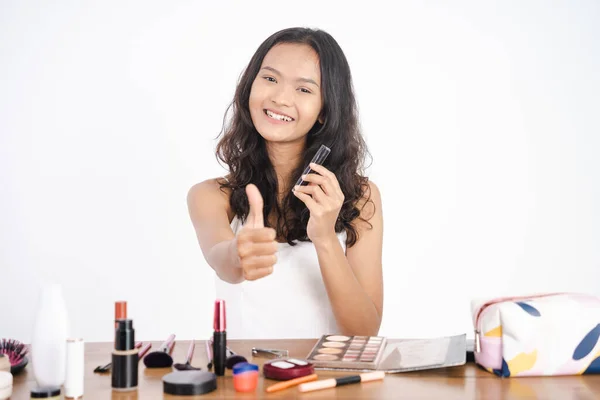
[294,183,326,204]
[246,184,264,229]
[243,264,275,281]
[239,227,276,243]
[299,173,332,195]
[237,241,278,259]
[309,163,340,189]
[293,189,319,211]
[241,254,277,271]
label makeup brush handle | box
[138,343,152,359]
[159,334,176,352]
[205,339,213,360]
[186,340,195,363]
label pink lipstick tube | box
[212,299,226,376]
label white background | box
[1,0,599,343]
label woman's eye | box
[264,76,276,83]
[299,88,311,94]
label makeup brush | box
[205,337,247,370]
[0,338,29,375]
[94,341,149,373]
[138,342,152,359]
[143,334,176,368]
[205,339,213,370]
[173,340,202,371]
[226,350,247,370]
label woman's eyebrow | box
[260,66,320,88]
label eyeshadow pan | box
[317,348,342,355]
[326,335,350,342]
[288,359,308,366]
[313,354,339,361]
[322,342,346,348]
[270,361,295,369]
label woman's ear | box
[318,113,325,125]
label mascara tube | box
[111,319,138,391]
[212,299,227,376]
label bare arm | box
[187,180,277,284]
[316,182,383,336]
[187,179,244,283]
[293,167,383,336]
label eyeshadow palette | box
[305,335,387,370]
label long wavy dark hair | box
[215,27,373,247]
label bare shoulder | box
[187,177,230,200]
[355,179,382,223]
[187,177,233,221]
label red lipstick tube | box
[212,299,227,376]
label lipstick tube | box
[212,299,226,376]
[111,319,138,391]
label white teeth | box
[266,110,293,122]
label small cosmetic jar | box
[0,371,13,400]
[232,362,259,392]
[162,371,217,396]
[30,386,61,399]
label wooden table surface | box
[11,339,600,399]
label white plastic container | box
[0,371,13,400]
[31,283,70,387]
[65,338,84,398]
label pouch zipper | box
[473,292,567,353]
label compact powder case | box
[262,358,314,380]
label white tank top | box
[214,215,347,339]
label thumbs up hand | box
[236,184,278,281]
[246,183,265,229]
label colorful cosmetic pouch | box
[471,292,600,377]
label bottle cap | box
[233,362,259,374]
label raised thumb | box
[246,184,264,228]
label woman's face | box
[249,43,323,145]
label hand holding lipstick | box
[235,184,278,281]
[292,163,344,242]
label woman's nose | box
[270,84,293,107]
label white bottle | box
[31,283,70,387]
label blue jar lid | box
[233,362,259,374]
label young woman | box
[187,27,383,339]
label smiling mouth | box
[264,109,294,122]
